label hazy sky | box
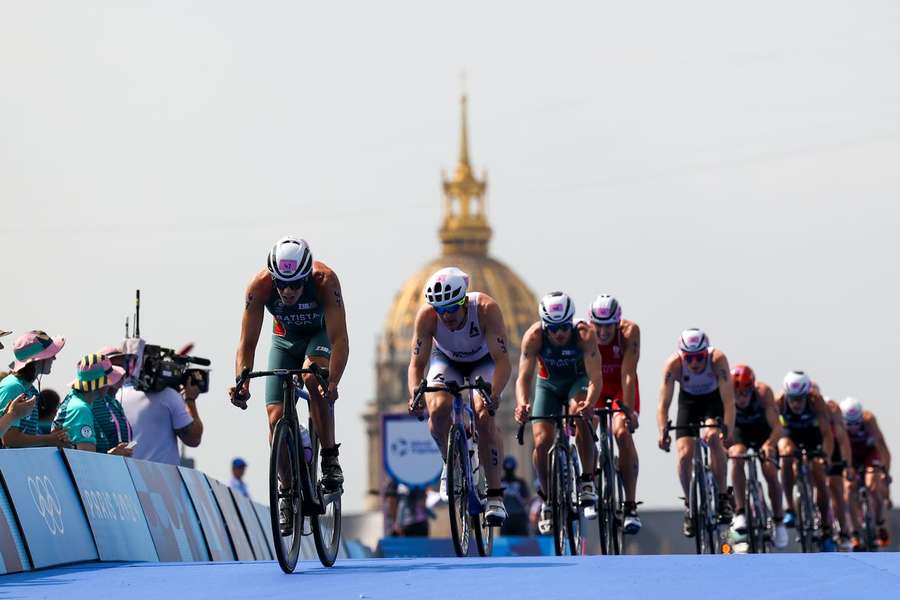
[3,2,899,513]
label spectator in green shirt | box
[0,330,70,448]
[54,353,126,453]
[92,346,134,456]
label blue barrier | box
[253,501,276,558]
[0,476,30,574]
[0,448,98,569]
[126,458,209,562]
[178,467,235,562]
[231,489,271,560]
[63,450,158,563]
[207,476,254,561]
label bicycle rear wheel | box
[566,445,583,556]
[473,465,493,556]
[309,423,342,567]
[447,425,471,557]
[549,447,568,556]
[269,419,303,573]
[860,489,877,552]
[796,478,815,553]
[596,432,611,555]
[610,462,624,555]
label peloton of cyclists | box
[728,364,788,548]
[587,295,642,533]
[840,397,892,549]
[407,267,512,525]
[515,292,604,533]
[776,371,835,550]
[657,328,736,536]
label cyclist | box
[230,237,349,495]
[825,397,854,550]
[657,328,736,536]
[776,371,835,550]
[727,365,788,548]
[587,294,642,533]
[840,397,892,548]
[515,292,603,533]
[407,267,512,525]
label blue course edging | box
[0,448,291,575]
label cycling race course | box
[4,554,899,599]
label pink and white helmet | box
[424,267,469,307]
[840,397,863,424]
[783,371,812,397]
[539,292,575,326]
[678,328,709,353]
[267,237,313,282]
[589,295,622,325]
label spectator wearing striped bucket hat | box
[53,354,126,452]
[0,330,70,448]
[90,345,135,456]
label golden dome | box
[379,94,537,360]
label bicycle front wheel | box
[447,425,471,557]
[566,444,583,556]
[796,478,815,553]
[549,447,568,556]
[269,419,303,573]
[309,423,342,567]
[473,468,494,557]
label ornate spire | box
[440,93,491,256]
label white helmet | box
[424,267,469,307]
[678,328,709,353]
[589,295,622,325]
[539,292,575,326]
[267,237,313,282]
[783,371,812,397]
[840,397,863,424]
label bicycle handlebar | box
[410,377,494,422]
[516,413,598,446]
[232,364,330,409]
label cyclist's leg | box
[778,436,798,514]
[532,381,565,497]
[302,330,334,447]
[674,390,701,500]
[568,379,594,482]
[828,469,850,536]
[812,459,831,529]
[865,464,884,522]
[676,437,695,500]
[845,468,863,533]
[729,443,749,514]
[761,450,784,519]
[469,356,503,493]
[265,335,308,435]
[423,352,462,461]
[613,411,638,503]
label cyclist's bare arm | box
[712,350,735,436]
[233,271,269,395]
[480,297,512,400]
[316,264,350,395]
[867,413,891,472]
[578,323,603,410]
[408,306,436,398]
[515,323,542,423]
[657,354,680,436]
[620,320,640,412]
[811,393,834,457]
[760,383,783,448]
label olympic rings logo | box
[27,475,64,535]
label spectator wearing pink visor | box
[53,353,127,453]
[0,330,70,448]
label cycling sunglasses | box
[546,323,573,333]
[435,298,466,315]
[683,352,708,364]
[273,276,307,290]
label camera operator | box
[121,344,205,465]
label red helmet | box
[731,364,755,389]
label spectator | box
[1,393,35,441]
[53,354,128,454]
[0,329,10,350]
[0,330,69,448]
[121,355,203,465]
[37,389,60,434]
[92,346,133,456]
[500,456,532,536]
[384,478,431,537]
[229,457,250,497]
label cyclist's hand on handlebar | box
[573,396,592,416]
[326,383,339,404]
[408,394,426,419]
[229,382,250,410]
[658,430,671,452]
[514,402,530,424]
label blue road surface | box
[3,554,899,600]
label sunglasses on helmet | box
[435,298,466,315]
[546,322,573,333]
[273,276,307,290]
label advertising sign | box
[207,477,254,561]
[178,467,235,561]
[231,489,271,560]
[63,450,157,563]
[383,414,442,488]
[0,448,97,569]
[126,458,209,562]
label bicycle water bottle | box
[298,424,313,464]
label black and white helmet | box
[424,267,469,307]
[267,237,313,282]
[678,328,709,353]
[539,292,575,326]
